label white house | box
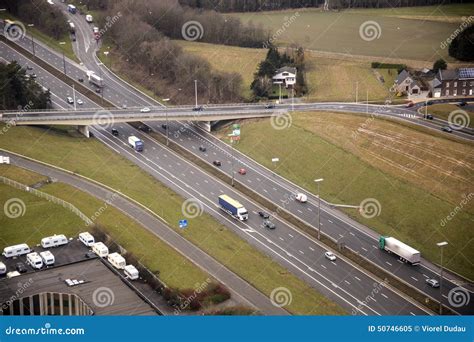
[394,69,421,95]
[272,66,297,88]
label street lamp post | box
[314,178,324,240]
[437,241,448,315]
[27,24,35,57]
[72,84,76,111]
[194,80,198,108]
[271,157,279,177]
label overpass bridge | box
[1,105,286,126]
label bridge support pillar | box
[77,125,91,138]
[195,121,212,132]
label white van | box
[26,252,43,269]
[107,252,126,270]
[41,234,68,248]
[79,232,95,247]
[2,243,31,258]
[0,262,6,275]
[124,265,139,280]
[85,14,93,23]
[92,242,109,258]
[39,251,55,266]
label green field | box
[0,125,344,315]
[178,41,393,102]
[217,112,474,280]
[0,165,209,289]
[231,5,473,61]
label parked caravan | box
[26,252,43,269]
[0,262,6,275]
[41,234,68,248]
[2,244,31,258]
[39,251,55,266]
[107,252,126,270]
[92,242,109,257]
[79,232,95,247]
[124,265,139,280]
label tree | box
[432,58,447,72]
[449,25,474,62]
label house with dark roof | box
[272,66,297,88]
[434,68,474,97]
[394,69,421,95]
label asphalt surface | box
[0,42,432,316]
[1,10,472,315]
[1,151,287,316]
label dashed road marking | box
[386,261,392,266]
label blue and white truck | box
[128,136,144,152]
[218,195,248,221]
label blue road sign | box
[179,219,188,229]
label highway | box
[0,41,433,316]
[2,11,473,314]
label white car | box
[140,107,151,113]
[66,96,74,104]
[295,193,308,203]
[77,99,84,105]
[325,251,336,261]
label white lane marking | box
[381,293,388,299]
[344,280,351,285]
[361,247,368,252]
[309,247,314,252]
[279,237,284,241]
[349,232,355,236]
[328,219,333,223]
[354,276,361,281]
[299,250,304,255]
[386,262,392,266]
[288,233,294,238]
[321,264,327,269]
[422,274,429,279]
[410,312,416,316]
[307,207,313,211]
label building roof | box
[439,69,459,81]
[431,78,442,89]
[275,66,297,75]
[459,68,474,79]
[395,69,412,84]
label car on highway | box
[77,99,84,105]
[213,160,222,167]
[140,107,151,113]
[111,128,119,136]
[161,124,167,129]
[122,104,127,109]
[78,77,84,82]
[258,211,270,219]
[441,126,453,133]
[426,100,434,105]
[30,73,37,79]
[458,101,467,107]
[199,146,207,152]
[405,101,414,108]
[238,168,247,175]
[425,278,440,288]
[265,103,275,109]
[193,106,204,111]
[263,220,276,230]
[325,251,336,261]
[295,193,308,203]
[424,114,434,120]
[26,65,33,70]
[66,96,74,104]
[95,88,101,93]
[16,262,27,273]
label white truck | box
[128,136,144,152]
[87,71,104,88]
[379,236,420,265]
[218,195,248,221]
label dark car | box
[16,262,27,273]
[78,77,84,83]
[111,128,119,136]
[95,88,101,93]
[424,114,434,120]
[441,126,453,133]
[213,160,222,167]
[30,73,37,78]
[199,146,207,152]
[85,251,96,259]
[263,220,276,230]
[458,101,467,107]
[26,65,33,70]
[258,211,270,219]
[138,125,151,133]
[193,106,204,111]
[161,124,168,130]
[427,100,434,105]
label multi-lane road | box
[1,9,472,315]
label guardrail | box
[0,176,93,225]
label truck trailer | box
[128,136,144,152]
[218,195,248,221]
[379,236,420,265]
[87,72,104,88]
